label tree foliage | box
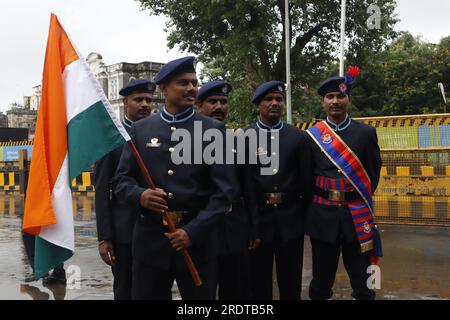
[350,33,450,117]
[137,1,448,124]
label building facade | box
[25,53,166,121]
[86,52,165,119]
[5,104,37,139]
[0,112,7,128]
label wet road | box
[0,192,449,300]
[0,193,112,300]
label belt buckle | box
[329,189,345,202]
[265,193,283,205]
[163,211,183,226]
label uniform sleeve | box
[239,128,259,240]
[242,161,260,240]
[112,125,147,207]
[182,123,234,244]
[365,127,382,194]
[94,153,115,241]
[298,131,314,209]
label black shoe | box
[43,269,66,285]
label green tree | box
[137,0,398,125]
[356,33,450,116]
[382,33,442,114]
[436,36,450,107]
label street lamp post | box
[438,82,447,113]
[285,0,292,124]
[339,0,347,76]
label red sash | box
[307,121,378,253]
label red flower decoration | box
[347,66,360,79]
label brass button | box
[168,170,174,175]
[171,126,176,132]
[337,169,342,173]
[169,147,175,153]
[273,169,278,174]
[168,192,173,199]
[272,152,277,156]
[271,136,275,140]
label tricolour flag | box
[23,14,130,279]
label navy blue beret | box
[119,79,156,96]
[155,56,197,84]
[251,81,285,104]
[317,76,352,96]
[197,80,233,101]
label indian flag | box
[23,14,130,279]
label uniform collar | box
[326,114,351,132]
[123,115,134,129]
[160,106,195,123]
[256,119,283,132]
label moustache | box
[211,109,225,116]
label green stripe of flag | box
[67,100,127,181]
[34,236,72,279]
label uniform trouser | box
[132,254,217,300]
[217,250,251,300]
[309,237,375,300]
[22,232,64,276]
[111,243,132,300]
[249,236,304,300]
[22,232,36,271]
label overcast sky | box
[0,0,449,112]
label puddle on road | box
[0,192,449,300]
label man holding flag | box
[113,57,234,299]
[22,14,131,280]
[305,67,383,300]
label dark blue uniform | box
[214,130,252,300]
[94,117,136,299]
[197,80,251,299]
[306,116,382,300]
[113,107,234,299]
[245,120,313,300]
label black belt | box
[314,186,360,202]
[140,210,197,228]
[264,192,284,205]
[163,210,195,227]
[261,192,300,208]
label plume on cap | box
[345,66,360,86]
